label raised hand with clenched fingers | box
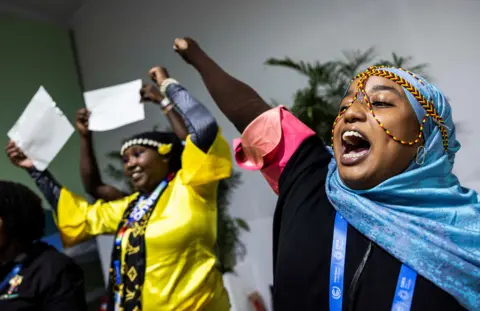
[5,140,33,169]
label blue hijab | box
[325,67,480,310]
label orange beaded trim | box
[331,66,449,153]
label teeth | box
[132,172,141,179]
[342,130,367,145]
[342,150,369,159]
[342,130,365,140]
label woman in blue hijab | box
[172,38,479,311]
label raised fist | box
[76,108,90,136]
[173,37,201,64]
[148,66,170,86]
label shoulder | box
[278,135,332,195]
[29,243,83,280]
[30,243,87,309]
[180,131,232,187]
[183,130,231,160]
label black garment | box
[0,242,86,311]
[273,135,466,311]
[28,168,61,210]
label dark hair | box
[0,181,45,244]
[122,131,184,172]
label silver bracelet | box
[160,78,179,97]
[160,97,171,108]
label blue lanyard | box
[0,264,22,293]
[329,213,417,311]
[126,179,168,224]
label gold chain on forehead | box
[330,66,449,152]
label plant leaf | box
[235,218,250,231]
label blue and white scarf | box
[325,67,480,310]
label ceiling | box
[0,0,84,27]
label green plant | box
[265,48,429,142]
[104,149,249,274]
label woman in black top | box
[0,180,86,311]
[171,38,480,311]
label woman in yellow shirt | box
[6,66,232,311]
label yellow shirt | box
[55,132,232,310]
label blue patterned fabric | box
[325,67,480,310]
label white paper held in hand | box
[7,86,74,171]
[83,79,144,131]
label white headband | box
[120,138,164,156]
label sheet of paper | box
[8,86,74,171]
[84,79,144,131]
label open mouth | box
[340,130,371,165]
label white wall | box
[71,0,480,309]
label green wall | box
[0,13,85,224]
[0,15,106,310]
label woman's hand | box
[173,37,201,65]
[148,67,170,87]
[140,84,164,104]
[5,140,33,169]
[76,108,90,137]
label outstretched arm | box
[173,38,271,133]
[149,67,219,153]
[76,108,127,201]
[5,141,135,246]
[145,67,232,192]
[164,105,189,141]
[5,140,62,210]
[173,38,319,194]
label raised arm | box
[76,109,127,201]
[140,84,188,141]
[164,104,189,140]
[149,67,219,152]
[5,141,135,246]
[5,140,61,210]
[143,67,232,191]
[173,38,319,194]
[173,38,271,133]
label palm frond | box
[338,47,376,77]
[265,57,312,77]
[375,52,430,79]
[235,218,250,231]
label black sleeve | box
[273,135,332,270]
[278,135,332,195]
[27,167,62,212]
[165,83,218,152]
[43,260,87,311]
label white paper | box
[8,86,74,171]
[83,79,144,131]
